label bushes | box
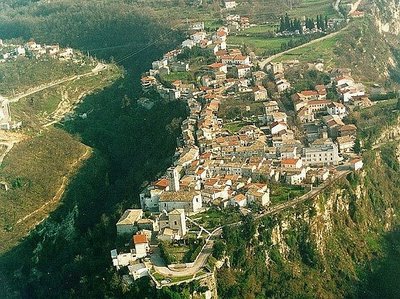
[212,240,226,260]
[183,239,205,263]
[159,241,177,265]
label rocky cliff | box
[217,139,400,298]
[372,0,400,35]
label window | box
[174,221,177,225]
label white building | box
[327,101,347,118]
[253,85,268,101]
[191,22,205,31]
[15,46,25,56]
[271,121,287,135]
[182,39,195,49]
[231,193,247,207]
[276,79,291,93]
[128,263,149,280]
[284,168,307,185]
[351,158,363,170]
[336,135,355,153]
[190,31,207,43]
[236,65,251,78]
[245,184,270,206]
[140,188,163,211]
[224,0,237,9]
[303,138,340,166]
[133,233,149,258]
[158,209,187,242]
[281,158,302,169]
[159,190,203,214]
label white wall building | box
[159,190,203,214]
[303,139,340,166]
[133,233,149,258]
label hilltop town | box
[0,38,87,130]
[111,4,370,290]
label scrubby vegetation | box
[215,142,400,298]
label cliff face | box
[217,138,400,298]
[372,0,400,35]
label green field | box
[240,24,278,34]
[223,121,248,133]
[290,0,338,18]
[228,35,304,55]
[270,184,307,204]
[190,207,241,230]
[0,56,93,97]
[161,71,192,83]
[219,95,266,120]
[274,34,341,64]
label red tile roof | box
[133,234,147,244]
[300,90,318,96]
[281,158,299,165]
[154,178,169,189]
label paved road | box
[153,239,214,277]
[258,28,347,69]
[258,0,363,69]
[256,169,351,219]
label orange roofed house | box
[133,233,149,259]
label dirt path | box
[349,0,362,15]
[0,141,15,166]
[14,146,92,227]
[43,90,88,128]
[8,63,107,104]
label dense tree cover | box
[0,0,184,64]
[0,89,188,298]
[285,68,331,91]
[279,13,302,33]
[279,13,328,33]
[0,1,188,297]
[359,229,400,299]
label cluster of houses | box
[117,15,368,282]
[266,62,292,93]
[137,23,366,218]
[111,205,190,280]
[225,14,251,32]
[141,24,271,103]
[289,67,371,158]
[0,39,76,63]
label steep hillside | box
[216,138,400,298]
[372,0,400,35]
